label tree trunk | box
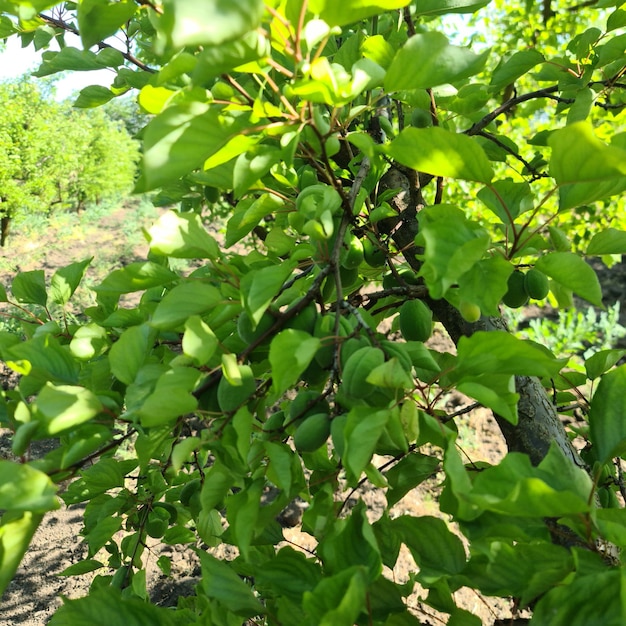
[382,167,583,469]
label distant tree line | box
[0,79,139,245]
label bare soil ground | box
[0,205,624,625]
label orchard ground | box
[0,201,624,625]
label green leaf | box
[48,586,176,626]
[95,262,178,294]
[417,205,490,299]
[58,559,104,577]
[585,349,626,380]
[193,31,269,85]
[73,85,115,108]
[86,516,123,555]
[183,315,218,365]
[139,367,200,427]
[469,445,592,517]
[11,270,47,306]
[70,324,109,361]
[476,180,534,223]
[0,461,59,513]
[456,255,513,317]
[302,566,368,626]
[386,453,440,507]
[394,515,466,583]
[255,546,322,603]
[33,47,107,76]
[387,127,493,183]
[531,570,621,626]
[587,228,626,255]
[49,259,92,305]
[196,549,266,617]
[240,261,297,326]
[548,122,626,210]
[310,0,411,26]
[226,194,285,247]
[318,502,382,582]
[343,407,390,482]
[78,0,137,49]
[138,102,251,191]
[454,331,565,379]
[535,252,603,306]
[366,358,413,389]
[490,49,545,88]
[233,145,282,198]
[0,512,44,598]
[158,0,265,50]
[109,324,154,385]
[589,364,626,462]
[270,330,321,396]
[34,383,103,436]
[148,210,220,259]
[462,542,573,606]
[151,282,222,330]
[413,0,491,15]
[456,376,519,424]
[386,32,489,91]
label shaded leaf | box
[535,252,603,306]
[587,228,626,255]
[588,364,626,462]
[197,540,266,616]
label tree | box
[0,78,138,243]
[1,1,626,624]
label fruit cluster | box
[502,268,550,308]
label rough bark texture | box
[381,167,583,469]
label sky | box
[0,34,112,101]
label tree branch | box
[39,13,157,74]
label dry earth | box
[0,204,624,625]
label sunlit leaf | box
[386,32,489,90]
[387,127,493,183]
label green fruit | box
[289,390,330,422]
[410,108,433,128]
[314,313,353,367]
[524,269,550,300]
[459,300,481,323]
[502,270,529,308]
[180,478,202,507]
[293,413,331,452]
[331,414,348,458]
[342,346,386,399]
[341,234,365,270]
[398,300,433,342]
[237,310,274,344]
[287,302,318,334]
[341,336,371,365]
[362,236,387,267]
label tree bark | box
[381,167,583,469]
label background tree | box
[0,79,139,243]
[0,1,626,624]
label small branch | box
[477,130,548,179]
[40,13,156,73]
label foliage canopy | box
[0,79,138,237]
[1,1,626,624]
